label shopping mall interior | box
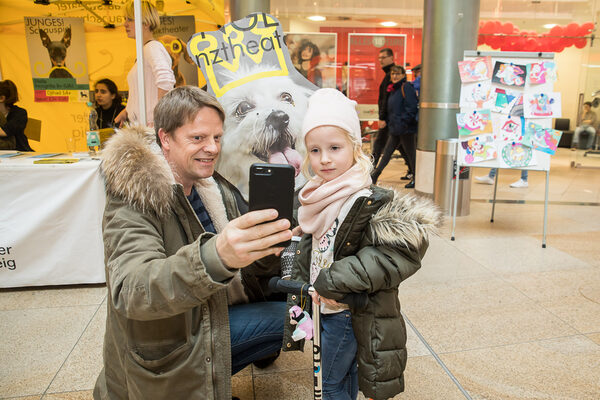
[1,1,599,399]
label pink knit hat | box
[301,88,361,141]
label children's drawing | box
[509,94,524,117]
[456,109,493,136]
[492,61,526,87]
[499,142,536,168]
[524,92,561,118]
[460,81,494,109]
[499,115,525,143]
[458,56,492,83]
[522,121,563,155]
[493,87,521,114]
[526,61,557,85]
[459,133,497,164]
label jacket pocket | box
[129,340,193,375]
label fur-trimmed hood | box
[100,125,229,233]
[370,189,443,250]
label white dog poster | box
[187,13,317,197]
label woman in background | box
[294,39,323,87]
[94,78,125,129]
[0,80,33,151]
[114,0,175,127]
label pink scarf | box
[298,164,371,238]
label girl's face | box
[95,83,115,108]
[305,126,354,182]
[301,46,313,61]
[390,70,405,84]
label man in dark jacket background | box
[95,86,292,399]
[372,48,412,182]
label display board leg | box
[451,159,460,241]
[542,170,549,248]
[491,170,499,222]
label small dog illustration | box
[39,27,73,78]
[158,34,194,87]
[217,70,314,198]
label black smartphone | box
[249,163,295,248]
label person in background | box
[571,101,597,150]
[475,168,529,188]
[94,78,125,129]
[95,86,290,399]
[284,88,441,400]
[294,39,323,87]
[372,65,418,188]
[411,63,421,97]
[0,80,34,151]
[114,0,175,127]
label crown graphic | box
[187,13,290,98]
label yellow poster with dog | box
[154,16,198,88]
[24,17,90,103]
[187,13,317,198]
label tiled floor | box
[1,148,599,399]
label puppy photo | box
[39,27,73,78]
[217,71,314,198]
[158,34,194,87]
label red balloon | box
[549,25,564,42]
[501,22,514,35]
[565,22,579,37]
[492,21,503,33]
[481,21,495,35]
[578,22,594,37]
[575,38,587,49]
[477,34,485,46]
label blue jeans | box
[321,310,359,400]
[488,168,527,181]
[229,301,285,375]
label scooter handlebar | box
[268,277,369,310]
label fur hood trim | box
[101,125,175,218]
[370,190,443,250]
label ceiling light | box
[544,23,557,29]
[308,15,326,22]
[381,21,398,27]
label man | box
[372,48,412,181]
[94,86,291,399]
[411,64,421,97]
[571,101,597,150]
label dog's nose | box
[266,110,289,131]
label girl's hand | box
[310,290,341,307]
[114,109,128,128]
[292,226,303,236]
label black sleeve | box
[3,107,27,138]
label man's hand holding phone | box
[216,209,292,269]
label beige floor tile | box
[406,301,577,353]
[232,373,254,400]
[0,285,106,311]
[534,231,600,266]
[440,335,600,400]
[587,333,600,345]
[0,306,97,398]
[253,369,313,399]
[46,303,106,393]
[449,235,590,275]
[540,295,600,334]
[0,396,42,400]
[42,391,93,399]
[405,319,430,358]
[357,355,467,400]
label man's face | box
[159,107,223,193]
[584,104,591,112]
[378,51,393,68]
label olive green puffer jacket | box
[283,186,442,400]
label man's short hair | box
[379,48,393,57]
[412,64,422,72]
[584,101,592,107]
[154,86,225,147]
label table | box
[0,152,106,288]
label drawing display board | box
[457,51,559,172]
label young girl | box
[283,88,441,400]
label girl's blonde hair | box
[124,1,160,32]
[301,126,373,180]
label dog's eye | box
[235,101,255,117]
[279,92,294,105]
